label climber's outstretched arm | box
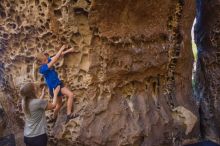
[61,47,74,56]
[48,45,66,68]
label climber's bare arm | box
[61,47,74,56]
[48,45,66,68]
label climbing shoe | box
[65,113,79,124]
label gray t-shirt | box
[22,98,48,137]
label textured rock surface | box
[0,0,198,146]
[194,0,220,143]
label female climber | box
[35,45,78,124]
[20,82,59,146]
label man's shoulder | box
[30,99,47,107]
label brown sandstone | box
[0,0,201,146]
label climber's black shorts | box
[24,133,47,146]
[49,82,65,98]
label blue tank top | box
[39,58,61,90]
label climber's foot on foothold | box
[65,113,79,124]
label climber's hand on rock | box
[60,45,67,52]
[68,48,74,53]
[61,47,74,56]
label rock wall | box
[0,0,198,146]
[194,0,220,143]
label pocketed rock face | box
[0,0,198,146]
[194,0,220,143]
